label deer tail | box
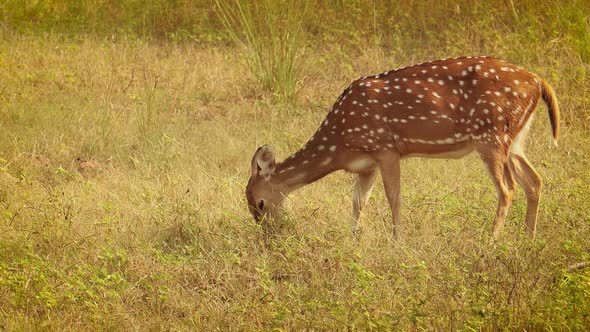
[540,79,560,147]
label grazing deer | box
[246,56,559,239]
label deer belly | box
[402,142,474,159]
[345,155,377,173]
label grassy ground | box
[1,1,590,330]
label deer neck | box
[270,143,340,195]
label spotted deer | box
[246,56,559,239]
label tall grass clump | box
[216,0,308,102]
[136,69,160,140]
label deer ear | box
[251,145,276,177]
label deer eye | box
[258,200,265,210]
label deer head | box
[245,145,285,222]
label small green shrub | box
[216,0,308,102]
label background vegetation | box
[1,0,589,330]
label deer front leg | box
[376,151,402,239]
[351,169,378,232]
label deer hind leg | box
[351,169,378,232]
[508,154,542,238]
[479,148,515,237]
[376,151,401,239]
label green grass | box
[216,0,308,102]
[1,1,590,330]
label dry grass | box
[1,28,589,330]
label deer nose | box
[252,210,261,223]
